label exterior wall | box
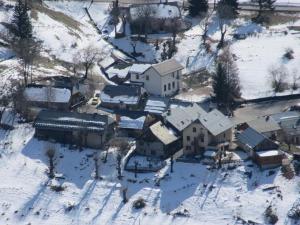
[183,121,233,156]
[254,153,283,168]
[211,128,233,145]
[136,140,165,158]
[130,67,182,97]
[160,70,182,97]
[183,122,209,155]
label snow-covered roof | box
[150,121,178,145]
[100,84,143,105]
[24,86,71,103]
[152,58,184,76]
[256,150,283,158]
[144,96,169,115]
[106,66,130,79]
[129,64,151,74]
[99,57,115,69]
[34,110,113,133]
[130,4,180,20]
[119,115,146,130]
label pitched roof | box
[271,111,300,136]
[246,116,281,134]
[150,121,178,145]
[236,127,267,149]
[145,96,170,115]
[34,110,113,133]
[152,58,184,76]
[129,64,151,74]
[119,115,146,130]
[199,109,233,136]
[163,103,206,132]
[100,84,143,105]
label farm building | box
[33,110,114,149]
[236,127,284,168]
[100,84,147,110]
[136,121,181,159]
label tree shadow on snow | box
[21,137,96,189]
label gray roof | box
[163,103,206,132]
[34,110,113,133]
[270,111,300,123]
[236,127,266,149]
[152,58,184,76]
[271,111,300,136]
[199,109,233,136]
[100,84,143,105]
[247,116,281,134]
[150,121,178,145]
[119,115,146,130]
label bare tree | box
[135,3,155,41]
[216,3,234,49]
[291,69,299,91]
[200,10,213,47]
[12,38,41,85]
[73,45,102,79]
[46,147,56,179]
[269,65,289,93]
[116,153,122,180]
[94,152,100,179]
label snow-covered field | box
[0,124,299,225]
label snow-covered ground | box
[0,123,299,225]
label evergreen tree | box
[12,0,32,40]
[188,0,208,17]
[217,0,239,19]
[212,48,241,108]
[254,0,276,21]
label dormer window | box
[136,74,139,80]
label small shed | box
[237,127,283,168]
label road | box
[232,99,300,125]
[90,0,300,12]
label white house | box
[129,59,184,97]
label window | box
[172,81,175,89]
[164,84,167,91]
[187,136,190,141]
[223,133,226,138]
[172,72,175,78]
[200,134,204,142]
[168,83,171,90]
[136,74,139,80]
[146,75,149,80]
[186,146,191,150]
[193,127,196,133]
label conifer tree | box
[12,0,32,40]
[188,0,208,17]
